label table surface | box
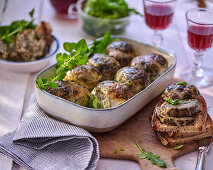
[0,0,213,170]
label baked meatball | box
[47,81,89,106]
[91,81,133,109]
[64,65,102,91]
[162,83,200,100]
[87,53,121,81]
[115,66,150,95]
[0,40,21,61]
[106,41,136,67]
[131,53,168,82]
[16,29,46,61]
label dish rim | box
[35,35,176,111]
[0,35,59,65]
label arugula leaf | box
[173,144,184,150]
[29,8,35,18]
[120,148,125,151]
[176,82,187,85]
[137,152,146,159]
[134,140,167,168]
[90,32,111,54]
[89,32,114,55]
[166,99,180,105]
[87,93,99,109]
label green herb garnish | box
[87,93,99,109]
[89,32,112,54]
[84,0,142,19]
[0,9,36,43]
[134,140,167,168]
[114,149,118,154]
[36,78,57,91]
[173,144,184,150]
[36,32,114,92]
[176,82,187,85]
[166,99,180,105]
[120,148,125,151]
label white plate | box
[0,35,59,73]
[35,36,176,133]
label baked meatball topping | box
[162,83,200,100]
[131,53,168,82]
[91,81,133,109]
[64,65,102,91]
[115,66,150,95]
[47,81,89,106]
[106,41,136,67]
[87,53,120,80]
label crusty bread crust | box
[151,96,207,133]
[167,115,213,138]
[156,118,213,147]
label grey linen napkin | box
[0,96,100,170]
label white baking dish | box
[35,37,176,133]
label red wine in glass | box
[50,0,77,14]
[145,4,174,30]
[188,25,213,51]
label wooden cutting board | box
[93,94,199,170]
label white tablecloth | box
[0,0,213,170]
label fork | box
[195,137,212,170]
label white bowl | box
[35,36,176,133]
[0,35,59,73]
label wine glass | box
[185,8,213,88]
[0,0,8,25]
[143,0,177,47]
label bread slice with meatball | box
[151,96,207,133]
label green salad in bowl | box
[75,0,142,37]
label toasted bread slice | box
[167,115,213,138]
[156,115,213,147]
[151,96,207,133]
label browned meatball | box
[87,53,121,81]
[161,83,200,100]
[47,81,89,106]
[91,81,133,109]
[64,65,102,91]
[131,53,168,82]
[115,66,150,95]
[106,41,136,67]
[16,29,46,61]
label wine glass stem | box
[192,51,204,78]
[151,30,163,47]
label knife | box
[195,137,212,170]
